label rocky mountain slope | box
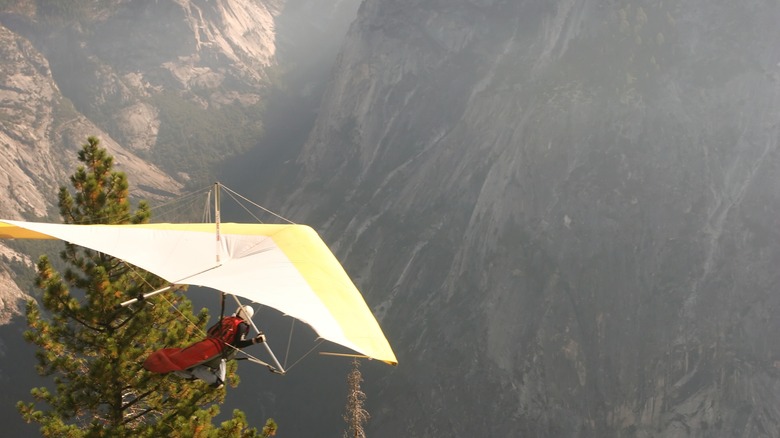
[0,0,283,322]
[0,0,361,434]
[0,23,181,218]
[260,0,780,436]
[5,0,780,436]
[1,0,282,193]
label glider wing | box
[0,220,397,365]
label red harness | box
[207,316,246,346]
[144,316,249,373]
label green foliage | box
[36,0,90,20]
[35,0,117,21]
[151,93,264,186]
[261,418,278,437]
[17,137,268,437]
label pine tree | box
[343,358,369,438]
[17,136,267,437]
[261,418,278,437]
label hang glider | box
[0,219,398,369]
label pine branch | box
[120,388,156,413]
[53,294,105,333]
[120,407,155,426]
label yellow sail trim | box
[0,220,398,365]
[0,222,57,239]
[271,226,398,365]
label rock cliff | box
[4,0,780,436]
[0,1,362,434]
[0,0,281,322]
[0,19,185,321]
[1,0,281,185]
[268,0,780,436]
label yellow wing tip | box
[0,221,57,240]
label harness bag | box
[144,316,247,373]
[208,316,244,345]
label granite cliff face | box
[1,0,280,187]
[269,0,780,436]
[0,1,362,434]
[4,0,780,436]
[0,23,181,218]
[0,0,282,322]
[0,18,183,321]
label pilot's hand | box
[253,334,266,344]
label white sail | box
[0,220,397,365]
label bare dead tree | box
[343,358,369,438]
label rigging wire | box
[284,339,325,372]
[222,189,266,224]
[284,319,295,369]
[203,189,212,223]
[148,185,211,211]
[220,184,295,224]
[146,186,212,223]
[146,182,292,225]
